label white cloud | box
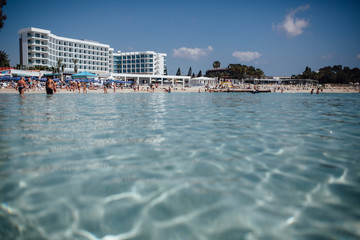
[232,51,261,62]
[273,4,310,38]
[172,46,213,60]
[357,53,360,59]
[322,54,332,59]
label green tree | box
[176,68,181,76]
[0,50,10,67]
[302,66,312,79]
[56,58,65,73]
[255,68,264,79]
[213,61,220,69]
[72,58,79,73]
[197,70,202,77]
[187,66,192,76]
[246,66,256,79]
[15,64,24,70]
[228,64,246,80]
[0,0,7,30]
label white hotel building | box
[113,51,166,75]
[18,27,167,75]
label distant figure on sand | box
[17,77,26,95]
[45,77,54,95]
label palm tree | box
[212,61,220,69]
[61,63,65,73]
[72,58,79,73]
[56,58,63,73]
[212,61,221,83]
[0,50,10,67]
[117,63,121,73]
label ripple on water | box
[0,93,360,239]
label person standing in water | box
[17,77,26,95]
[45,77,55,95]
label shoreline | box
[0,84,359,94]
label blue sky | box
[1,0,359,76]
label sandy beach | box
[0,84,359,94]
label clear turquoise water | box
[0,92,360,240]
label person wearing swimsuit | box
[45,77,54,95]
[17,77,26,95]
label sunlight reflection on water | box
[0,92,360,239]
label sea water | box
[0,92,359,240]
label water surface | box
[1,92,360,240]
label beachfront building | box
[18,27,113,75]
[113,51,166,75]
[18,27,168,77]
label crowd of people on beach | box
[7,77,175,95]
[1,76,359,95]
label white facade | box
[18,27,167,76]
[113,51,167,75]
[18,27,113,74]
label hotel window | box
[35,33,40,38]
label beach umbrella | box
[0,75,11,81]
[71,71,97,79]
[11,77,21,81]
